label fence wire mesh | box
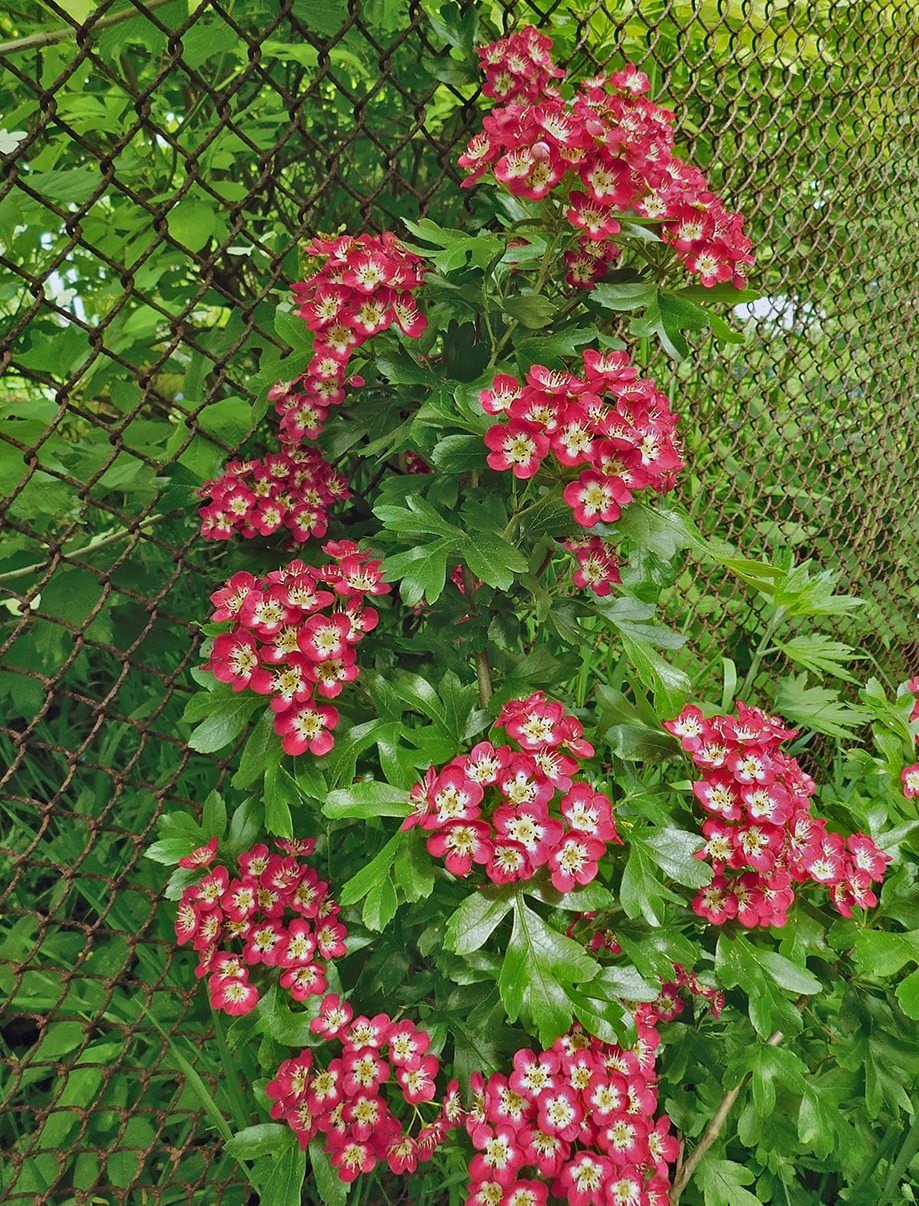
[0,0,916,1201]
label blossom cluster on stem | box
[464,1014,678,1206]
[461,26,753,290]
[204,542,390,756]
[267,994,461,1182]
[271,232,429,444]
[173,837,345,1014]
[402,692,622,889]
[198,444,349,543]
[480,350,681,583]
[665,701,891,924]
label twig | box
[0,0,174,55]
[669,1028,784,1204]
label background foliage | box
[0,0,917,1203]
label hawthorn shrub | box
[145,22,919,1206]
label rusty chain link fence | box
[1,0,917,1201]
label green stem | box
[0,0,175,53]
[880,1101,919,1202]
[669,1027,785,1204]
[0,513,164,586]
[488,230,563,368]
[739,607,786,699]
[461,564,493,709]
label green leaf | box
[748,1045,806,1116]
[896,968,919,1019]
[853,930,919,978]
[522,878,614,912]
[308,1140,347,1206]
[772,561,862,617]
[390,672,448,727]
[430,433,485,473]
[166,199,217,252]
[502,292,557,328]
[224,1124,292,1161]
[515,325,599,368]
[186,694,261,753]
[605,722,679,762]
[322,720,398,791]
[588,963,659,1003]
[589,281,658,311]
[202,790,227,839]
[232,709,281,790]
[775,634,861,682]
[255,1140,305,1206]
[362,876,399,931]
[401,217,503,271]
[679,283,764,303]
[144,837,195,866]
[323,780,411,819]
[273,307,314,353]
[260,39,320,68]
[444,887,514,955]
[618,631,691,717]
[696,1156,762,1206]
[225,799,263,859]
[498,896,599,1046]
[774,675,872,739]
[264,763,298,838]
[771,946,820,997]
[460,529,528,591]
[619,837,683,925]
[742,936,821,995]
[392,830,436,903]
[381,541,451,605]
[643,826,712,889]
[566,986,630,1045]
[339,833,402,906]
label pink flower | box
[310,994,352,1039]
[426,820,494,877]
[485,419,550,478]
[209,975,259,1015]
[179,836,218,869]
[902,762,919,798]
[548,834,606,892]
[274,701,339,756]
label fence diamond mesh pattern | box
[0,0,916,1201]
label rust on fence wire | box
[0,0,916,1200]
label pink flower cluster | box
[198,445,349,543]
[204,543,390,757]
[477,24,564,103]
[665,702,891,925]
[270,233,429,444]
[173,836,346,1015]
[565,910,622,955]
[267,994,462,1183]
[481,350,682,533]
[464,1018,677,1206]
[562,534,622,597]
[900,675,919,798]
[651,963,725,1023]
[402,692,622,890]
[461,26,753,289]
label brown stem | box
[669,1028,784,1204]
[0,0,175,54]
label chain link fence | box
[1,0,916,1201]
